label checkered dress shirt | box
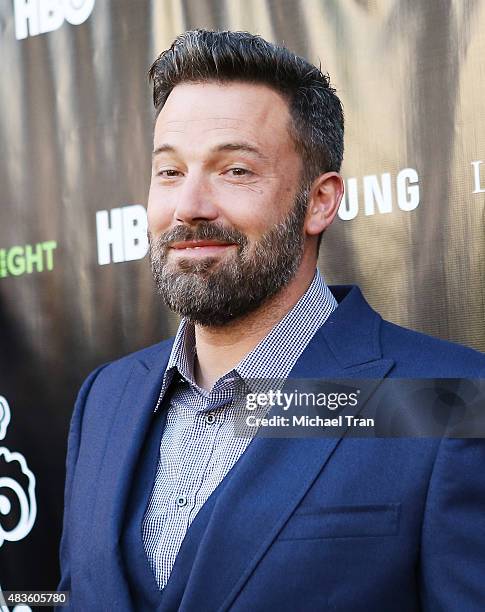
[142,269,337,589]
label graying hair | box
[148,29,344,187]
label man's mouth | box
[169,240,238,256]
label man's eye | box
[226,168,252,177]
[157,169,182,177]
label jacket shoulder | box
[380,320,485,377]
[108,337,175,370]
[82,337,175,390]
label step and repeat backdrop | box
[1,0,485,600]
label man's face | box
[147,81,307,326]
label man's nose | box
[173,171,219,225]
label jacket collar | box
[139,284,388,376]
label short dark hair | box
[148,29,344,186]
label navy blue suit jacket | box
[58,286,485,611]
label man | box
[58,30,485,611]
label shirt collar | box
[235,269,336,381]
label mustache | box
[151,222,249,249]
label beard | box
[149,187,309,327]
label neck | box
[193,265,316,391]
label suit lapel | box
[176,286,395,612]
[90,341,174,609]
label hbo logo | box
[14,0,96,40]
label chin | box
[171,256,226,275]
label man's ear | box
[305,172,344,237]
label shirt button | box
[176,495,188,508]
[205,413,216,425]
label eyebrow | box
[152,142,269,161]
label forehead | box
[153,81,294,152]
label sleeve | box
[419,437,485,611]
[56,364,110,604]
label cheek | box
[219,188,282,237]
[224,209,269,244]
[147,184,172,233]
